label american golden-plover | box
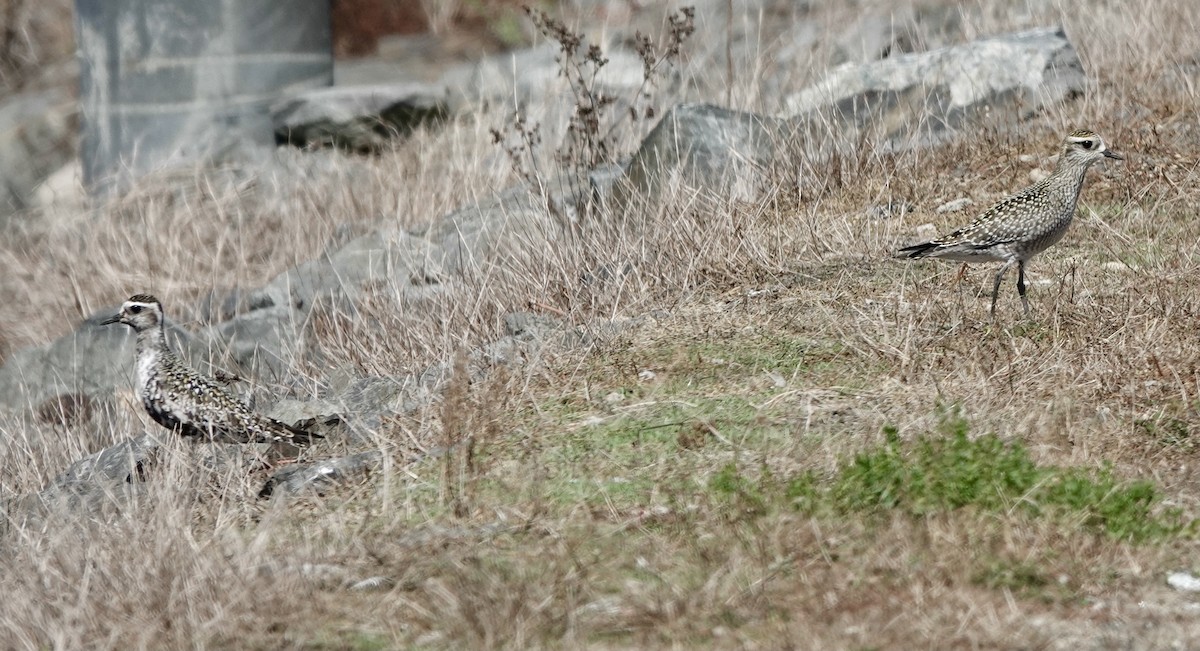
[896,129,1122,317]
[101,294,318,449]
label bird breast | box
[135,348,160,401]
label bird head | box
[1061,129,1122,166]
[100,294,164,332]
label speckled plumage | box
[101,294,317,447]
[896,129,1123,317]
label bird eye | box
[1080,140,1094,150]
[129,305,143,314]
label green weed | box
[702,410,1191,543]
[805,413,1193,543]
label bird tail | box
[894,240,941,259]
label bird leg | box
[990,259,1016,319]
[956,263,970,282]
[1016,261,1030,316]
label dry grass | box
[2,0,1200,649]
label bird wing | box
[156,357,319,446]
[938,178,1073,248]
[935,194,1032,247]
[155,358,257,443]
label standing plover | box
[101,294,318,450]
[896,129,1122,317]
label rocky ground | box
[2,0,1200,648]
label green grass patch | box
[709,462,770,518]
[797,413,1194,543]
[706,410,1194,543]
[302,630,393,651]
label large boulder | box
[206,305,307,380]
[782,26,1085,145]
[0,307,212,411]
[0,175,571,415]
[250,228,442,314]
[50,433,164,486]
[618,103,790,205]
[414,184,564,276]
[1,433,159,534]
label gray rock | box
[30,159,84,211]
[477,312,574,367]
[476,335,536,368]
[442,44,559,110]
[50,433,163,487]
[0,433,160,534]
[770,20,824,78]
[252,229,439,314]
[266,398,343,427]
[782,26,1085,145]
[2,279,579,519]
[334,56,425,87]
[269,364,449,446]
[503,311,562,338]
[273,83,449,151]
[335,371,438,423]
[417,187,561,276]
[193,286,252,325]
[257,451,383,498]
[2,481,147,535]
[2,433,284,533]
[265,398,347,441]
[190,442,280,475]
[412,160,626,255]
[619,103,788,204]
[0,306,211,410]
[63,434,277,483]
[586,162,629,211]
[207,305,305,380]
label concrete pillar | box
[74,0,332,195]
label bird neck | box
[1048,155,1091,196]
[135,322,169,359]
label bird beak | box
[1103,150,1123,160]
[99,314,121,325]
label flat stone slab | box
[783,26,1085,144]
